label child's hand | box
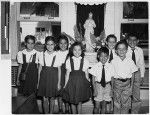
[58,84,61,91]
[93,89,98,97]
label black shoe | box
[65,110,70,114]
[59,109,63,114]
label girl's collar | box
[45,50,56,55]
[72,56,82,60]
[24,49,35,53]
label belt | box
[95,81,110,85]
[115,78,131,82]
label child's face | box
[59,39,68,51]
[107,37,116,50]
[46,40,55,52]
[99,53,109,65]
[116,44,127,58]
[26,39,35,51]
[73,45,82,58]
[127,36,138,49]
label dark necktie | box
[101,65,106,87]
[109,50,113,63]
[132,49,136,64]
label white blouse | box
[89,62,115,82]
[39,51,62,67]
[57,50,68,65]
[111,56,138,79]
[17,49,40,64]
[66,56,89,72]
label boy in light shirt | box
[126,33,145,113]
[106,34,118,63]
[111,40,138,114]
[89,47,115,114]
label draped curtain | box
[76,3,105,37]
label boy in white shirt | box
[106,34,118,63]
[126,33,145,113]
[111,40,138,114]
[89,47,115,114]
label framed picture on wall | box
[123,2,148,19]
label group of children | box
[16,33,145,114]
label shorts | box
[94,82,112,102]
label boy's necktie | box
[109,50,113,63]
[132,49,136,64]
[101,65,106,87]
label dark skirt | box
[62,70,91,104]
[22,63,38,96]
[37,66,58,98]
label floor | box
[12,95,149,114]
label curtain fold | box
[76,3,105,37]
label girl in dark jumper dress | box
[57,35,70,113]
[37,36,61,114]
[63,42,91,114]
[17,35,39,96]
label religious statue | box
[84,12,96,52]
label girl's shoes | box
[65,110,70,114]
[59,109,63,114]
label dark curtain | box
[76,3,105,37]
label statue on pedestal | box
[84,12,96,52]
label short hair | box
[127,33,138,40]
[106,34,117,42]
[24,35,36,43]
[45,36,56,44]
[57,34,69,50]
[115,40,128,50]
[68,42,84,58]
[97,47,109,61]
[44,36,56,51]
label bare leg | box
[106,101,111,113]
[65,102,70,113]
[71,104,77,114]
[43,97,49,114]
[93,101,100,114]
[41,98,45,113]
[101,100,106,114]
[49,97,55,114]
[58,97,63,113]
[77,102,82,114]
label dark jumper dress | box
[63,57,91,104]
[37,54,58,98]
[18,53,38,96]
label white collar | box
[128,46,138,51]
[98,61,109,67]
[72,56,82,60]
[22,49,36,54]
[45,50,56,56]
